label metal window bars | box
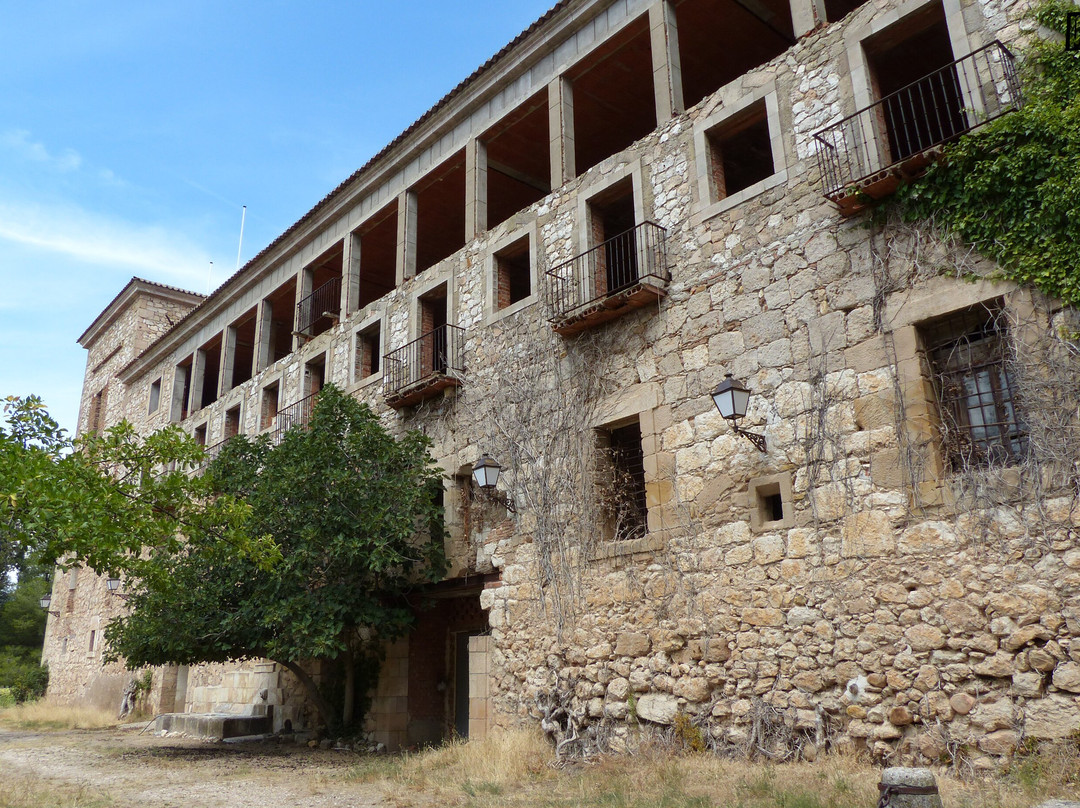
[812,41,1021,208]
[296,276,342,336]
[545,220,669,323]
[382,323,464,404]
[266,390,319,444]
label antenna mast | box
[235,205,247,272]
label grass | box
[0,768,112,808]
[342,729,1080,808]
[0,688,14,709]
[0,699,119,731]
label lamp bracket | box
[733,422,768,453]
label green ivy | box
[891,0,1080,305]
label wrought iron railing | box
[812,42,1021,199]
[267,391,319,443]
[296,277,342,335]
[383,324,464,398]
[545,221,669,322]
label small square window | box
[748,472,794,532]
[494,237,531,310]
[193,423,207,447]
[706,100,774,200]
[148,378,161,414]
[921,304,1026,469]
[355,322,382,380]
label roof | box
[118,0,573,374]
[77,277,205,349]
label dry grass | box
[0,700,119,731]
[346,728,1080,808]
[0,768,111,808]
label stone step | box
[155,712,272,740]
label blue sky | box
[0,1,555,435]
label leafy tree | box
[893,0,1080,305]
[1,395,256,579]
[105,385,447,730]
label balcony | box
[267,391,318,444]
[383,324,464,409]
[296,277,342,337]
[813,42,1021,215]
[545,221,669,336]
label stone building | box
[44,0,1080,764]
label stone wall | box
[53,0,1080,758]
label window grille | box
[923,307,1026,468]
[605,422,647,540]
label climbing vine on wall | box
[891,0,1080,306]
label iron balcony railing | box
[267,391,319,444]
[383,324,464,398]
[545,221,669,322]
[812,42,1021,199]
[296,276,342,335]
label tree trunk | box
[342,650,355,728]
[276,659,336,732]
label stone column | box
[649,1,684,125]
[218,326,236,396]
[396,189,418,285]
[341,231,361,317]
[253,299,272,375]
[789,0,823,38]
[189,349,206,415]
[465,138,488,242]
[292,267,312,352]
[548,76,576,189]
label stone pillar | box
[218,326,236,396]
[789,0,823,38]
[253,299,272,375]
[342,231,361,317]
[879,768,943,808]
[188,349,205,415]
[649,1,684,125]
[465,138,488,241]
[548,76,576,189]
[396,189,418,285]
[292,267,312,352]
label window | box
[148,378,161,414]
[193,423,207,447]
[88,630,96,653]
[600,420,647,541]
[706,99,774,200]
[87,388,106,435]
[224,404,241,440]
[261,382,280,431]
[494,236,531,310]
[922,305,1026,469]
[355,322,382,381]
[748,472,794,532]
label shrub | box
[10,664,48,704]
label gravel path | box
[0,727,394,808]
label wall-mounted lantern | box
[711,373,767,452]
[471,453,502,489]
[471,453,515,512]
[39,592,59,616]
[106,576,122,593]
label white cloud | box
[0,199,210,291]
[1,129,82,172]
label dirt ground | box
[0,725,396,808]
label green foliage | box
[673,712,706,753]
[892,0,1080,305]
[105,385,446,731]
[0,395,261,580]
[10,664,48,703]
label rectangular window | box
[88,630,96,653]
[355,322,382,381]
[224,405,241,440]
[706,99,774,201]
[193,423,207,447]
[494,236,531,310]
[261,382,280,431]
[148,378,161,414]
[600,420,647,541]
[87,388,106,435]
[922,305,1026,468]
